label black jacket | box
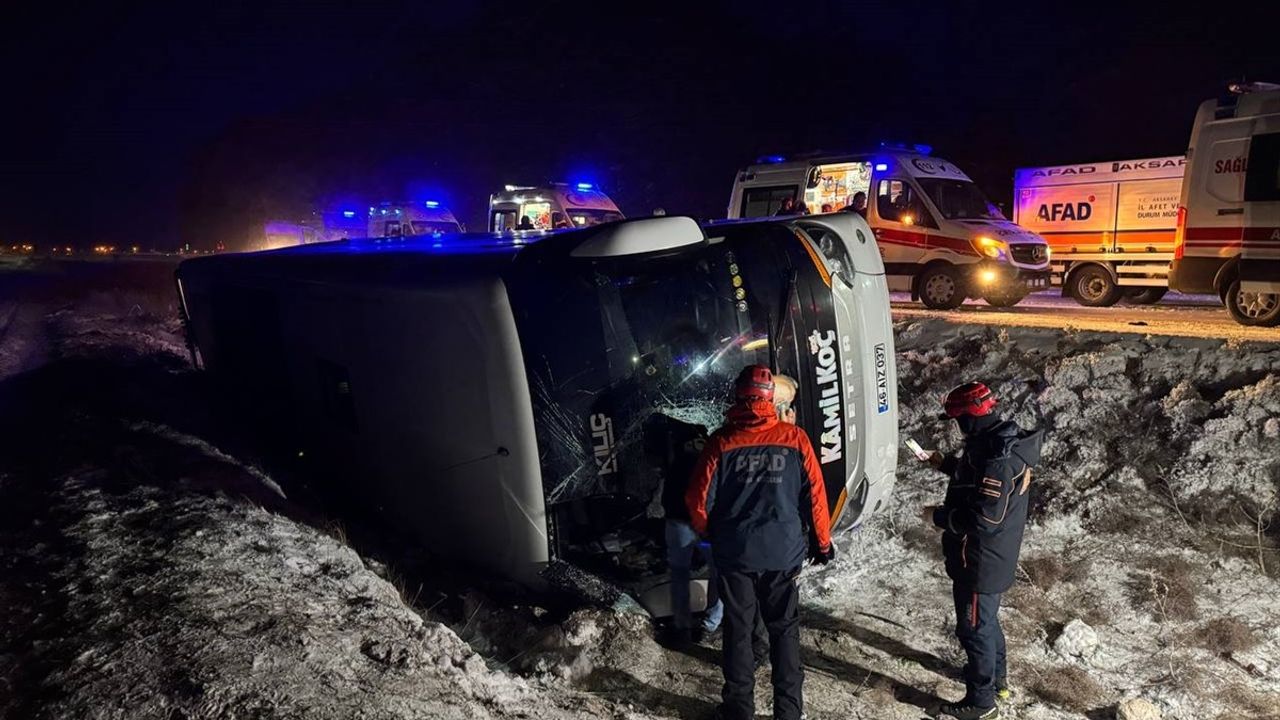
[932,419,1043,593]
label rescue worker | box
[687,365,833,720]
[922,382,1042,720]
[773,196,796,216]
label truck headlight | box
[972,236,1008,260]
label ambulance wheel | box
[983,288,1028,308]
[1122,287,1167,305]
[1068,265,1121,307]
[918,265,966,310]
[1225,279,1280,327]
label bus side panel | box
[177,259,550,587]
[795,215,897,531]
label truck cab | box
[367,201,463,238]
[1171,83,1280,326]
[488,183,624,233]
[729,147,1051,309]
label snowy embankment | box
[1,263,1277,720]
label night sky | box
[4,1,1279,250]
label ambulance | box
[174,213,897,615]
[488,182,624,232]
[1170,82,1280,326]
[367,200,463,237]
[728,147,1052,309]
[1013,157,1185,306]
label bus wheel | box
[983,288,1028,308]
[918,265,965,310]
[1225,280,1280,327]
[1122,287,1167,305]
[1068,265,1121,307]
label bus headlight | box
[972,236,1008,260]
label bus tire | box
[1068,265,1121,307]
[1122,287,1167,305]
[1225,279,1280,327]
[918,264,966,310]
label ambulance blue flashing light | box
[575,182,594,191]
[758,155,786,164]
[879,141,932,155]
[425,200,440,208]
[874,163,889,172]
[342,210,356,218]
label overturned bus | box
[174,214,897,614]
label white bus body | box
[175,214,897,615]
[1013,156,1185,306]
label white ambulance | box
[367,200,463,238]
[728,148,1051,309]
[1014,157,1185,306]
[1170,82,1280,326]
[488,182,624,232]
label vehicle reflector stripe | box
[794,229,832,287]
[830,486,848,526]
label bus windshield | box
[916,178,1005,220]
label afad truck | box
[1171,82,1280,327]
[1013,157,1185,306]
[488,182,624,232]
[728,147,1051,309]
[174,213,897,615]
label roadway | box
[889,291,1280,343]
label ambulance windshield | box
[568,209,625,227]
[916,178,1005,220]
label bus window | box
[876,180,936,228]
[742,186,797,217]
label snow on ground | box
[890,290,1280,343]
[1,261,1278,719]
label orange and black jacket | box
[685,399,832,572]
[932,420,1043,593]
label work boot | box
[938,701,1000,720]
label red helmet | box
[735,365,775,402]
[943,381,997,418]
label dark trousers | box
[952,584,1006,708]
[718,568,803,720]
